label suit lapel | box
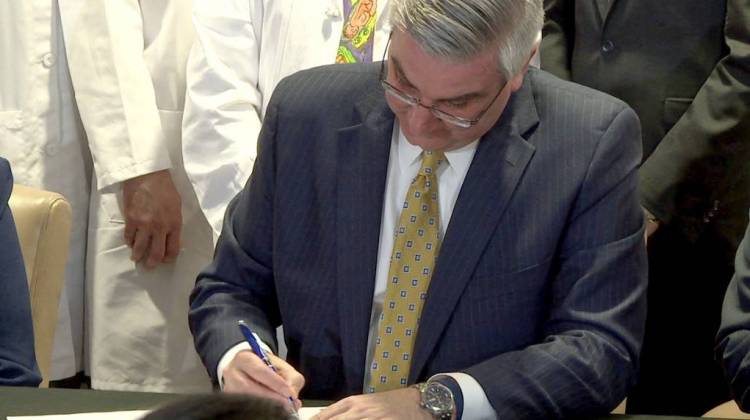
[597,0,618,25]
[409,75,539,382]
[336,91,393,393]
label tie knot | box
[419,150,445,176]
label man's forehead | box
[389,57,485,102]
[388,31,502,97]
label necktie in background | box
[337,0,377,63]
[367,151,445,393]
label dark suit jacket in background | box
[0,157,41,387]
[718,214,750,411]
[541,0,750,414]
[189,64,647,418]
[542,0,750,244]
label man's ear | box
[510,42,540,93]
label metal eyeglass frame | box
[378,35,506,129]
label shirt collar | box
[396,123,479,176]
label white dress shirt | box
[219,124,496,419]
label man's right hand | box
[122,169,182,269]
[223,350,305,409]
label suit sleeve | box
[717,216,750,409]
[0,160,42,387]
[639,0,750,227]
[182,0,266,241]
[60,0,171,190]
[540,0,574,80]
[465,107,648,418]
[188,80,286,382]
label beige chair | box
[704,400,750,419]
[9,184,72,387]
[611,398,627,414]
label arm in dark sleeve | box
[188,86,283,384]
[717,215,750,409]
[0,159,41,387]
[540,0,574,80]
[640,0,750,227]
[466,107,647,418]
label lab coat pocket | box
[0,111,26,148]
[100,188,126,224]
[0,111,32,163]
[0,110,24,133]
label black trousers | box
[626,224,734,415]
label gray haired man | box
[189,0,648,418]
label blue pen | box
[238,320,299,418]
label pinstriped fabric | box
[191,65,648,413]
[367,151,444,392]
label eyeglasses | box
[379,35,506,129]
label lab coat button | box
[42,53,56,68]
[45,143,59,156]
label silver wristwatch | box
[414,381,455,420]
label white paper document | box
[8,406,323,420]
[8,411,149,420]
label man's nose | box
[407,104,436,132]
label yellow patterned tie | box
[367,150,445,393]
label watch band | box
[413,381,454,420]
[432,376,464,420]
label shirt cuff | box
[431,372,497,420]
[216,333,272,389]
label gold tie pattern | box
[367,150,445,393]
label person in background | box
[182,1,540,242]
[718,212,750,413]
[0,157,42,387]
[62,1,213,392]
[142,393,292,420]
[182,0,392,242]
[189,0,648,418]
[541,0,750,415]
[0,0,91,386]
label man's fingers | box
[232,352,298,401]
[315,397,353,420]
[146,230,167,269]
[124,222,137,247]
[121,170,183,266]
[271,355,305,396]
[224,368,295,407]
[130,229,150,262]
[164,228,181,262]
[246,362,295,398]
[315,389,427,420]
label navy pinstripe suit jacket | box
[189,65,648,418]
[0,158,41,386]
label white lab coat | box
[61,0,213,392]
[0,0,90,381]
[183,0,392,241]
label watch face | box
[424,382,454,413]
